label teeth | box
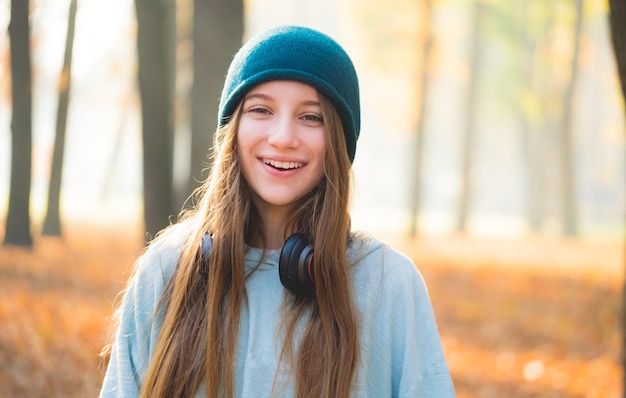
[263,159,303,170]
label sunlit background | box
[0,0,623,242]
[1,1,624,396]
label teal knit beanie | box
[218,25,361,163]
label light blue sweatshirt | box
[100,228,456,397]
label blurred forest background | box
[0,0,624,397]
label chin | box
[256,190,308,208]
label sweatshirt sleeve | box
[99,240,178,398]
[352,238,456,398]
[386,252,456,397]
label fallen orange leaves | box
[0,225,622,397]
[394,233,622,398]
[0,224,142,397]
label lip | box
[258,156,307,177]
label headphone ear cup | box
[279,233,314,293]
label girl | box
[100,25,455,398]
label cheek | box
[310,134,326,178]
[311,132,326,162]
[236,121,257,158]
[235,127,254,177]
[305,126,326,153]
[235,123,248,151]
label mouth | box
[262,158,304,170]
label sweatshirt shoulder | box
[348,232,415,269]
[133,222,190,287]
[347,232,423,285]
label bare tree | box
[606,1,626,395]
[609,4,626,95]
[188,0,244,198]
[457,0,485,232]
[42,0,78,237]
[4,0,33,247]
[559,0,584,236]
[135,0,176,239]
[516,0,546,233]
[409,0,433,237]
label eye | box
[302,114,323,123]
[248,107,270,115]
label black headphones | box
[198,233,315,294]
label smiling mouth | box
[263,158,304,170]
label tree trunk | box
[188,0,244,197]
[457,0,484,232]
[409,0,433,237]
[607,1,626,396]
[516,0,545,233]
[4,0,33,247]
[559,0,583,236]
[609,1,626,99]
[135,0,176,239]
[42,0,78,237]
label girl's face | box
[237,80,326,217]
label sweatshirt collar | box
[245,246,280,270]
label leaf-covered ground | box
[397,234,622,398]
[0,225,621,397]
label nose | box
[267,115,299,148]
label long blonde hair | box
[116,92,359,397]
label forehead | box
[245,80,319,102]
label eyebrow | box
[244,93,271,101]
[243,92,320,107]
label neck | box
[252,203,292,249]
[263,223,288,249]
